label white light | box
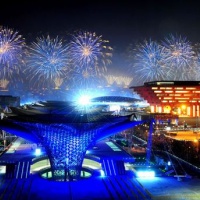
[136,170,155,178]
[100,169,105,177]
[109,105,120,115]
[78,95,91,105]
[35,148,41,156]
[165,126,171,131]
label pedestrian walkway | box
[1,137,200,199]
[137,176,200,199]
[0,173,152,200]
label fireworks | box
[1,25,200,98]
[25,35,70,87]
[0,79,9,90]
[161,34,195,80]
[128,35,198,84]
[120,76,133,88]
[104,75,117,86]
[130,39,171,84]
[0,27,26,78]
[53,77,64,89]
[187,42,200,80]
[104,75,133,88]
[69,31,113,77]
[162,34,195,67]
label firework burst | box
[161,34,195,80]
[25,35,70,88]
[53,77,64,89]
[104,75,133,88]
[0,78,9,90]
[130,39,171,85]
[69,31,113,77]
[0,27,26,79]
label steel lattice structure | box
[0,100,145,181]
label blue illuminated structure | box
[0,99,146,181]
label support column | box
[146,119,153,166]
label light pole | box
[196,108,198,129]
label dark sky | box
[1,0,200,99]
[1,0,200,51]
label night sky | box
[1,0,200,101]
[0,0,200,80]
[1,0,200,51]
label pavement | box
[1,169,200,199]
[1,137,200,199]
[137,176,200,199]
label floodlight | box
[136,170,155,178]
[35,148,42,156]
[167,161,171,166]
[100,169,105,177]
[166,126,171,131]
[78,95,91,105]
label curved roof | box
[0,99,140,142]
[91,96,141,103]
[3,100,133,123]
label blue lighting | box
[78,95,91,105]
[100,169,105,177]
[0,100,147,181]
[136,170,155,178]
[35,148,42,156]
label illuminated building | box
[130,81,200,122]
[0,99,144,181]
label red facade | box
[130,81,200,117]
